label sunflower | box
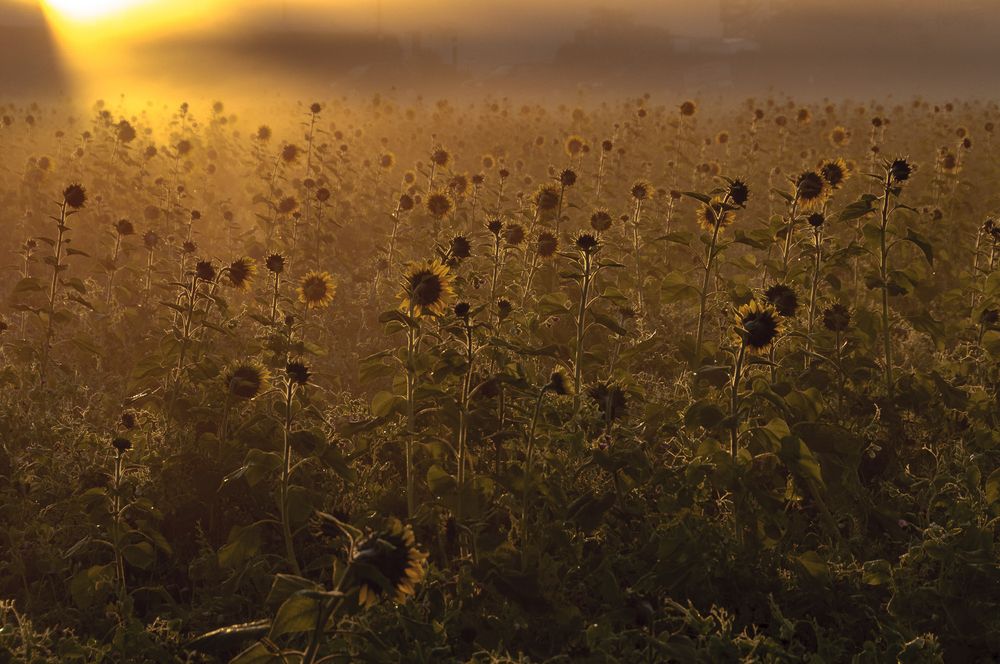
[728,178,750,206]
[430,147,450,168]
[828,126,850,148]
[536,231,558,259]
[533,184,561,213]
[590,209,613,232]
[734,300,783,352]
[400,260,456,317]
[697,197,736,232]
[265,253,286,274]
[679,100,697,117]
[547,370,573,396]
[574,232,601,255]
[630,180,653,202]
[588,382,628,421]
[889,158,913,183]
[195,260,217,283]
[449,235,472,260]
[559,169,578,187]
[63,183,87,209]
[822,303,852,332]
[426,192,454,219]
[564,135,586,158]
[227,257,256,290]
[114,218,135,236]
[286,361,310,386]
[224,362,270,400]
[352,519,427,608]
[764,284,799,317]
[298,271,337,309]
[794,170,829,209]
[819,158,851,189]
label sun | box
[42,0,152,22]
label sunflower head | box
[63,183,87,209]
[225,362,270,400]
[286,361,311,386]
[590,209,613,232]
[195,260,217,283]
[351,519,427,609]
[504,224,526,247]
[819,158,851,189]
[808,212,825,228]
[574,232,601,255]
[728,178,750,207]
[828,126,850,148]
[449,235,471,261]
[426,192,454,219]
[430,147,450,167]
[822,303,852,333]
[559,168,578,187]
[400,260,455,317]
[227,257,256,290]
[794,170,829,209]
[533,184,561,213]
[734,300,783,352]
[298,271,337,309]
[265,253,286,274]
[630,180,652,201]
[697,197,736,232]
[588,382,628,421]
[496,298,513,321]
[889,158,913,183]
[547,370,572,396]
[764,283,799,318]
[536,231,558,259]
[114,218,135,236]
[564,135,586,157]
[679,100,697,117]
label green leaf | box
[795,550,831,583]
[218,523,263,569]
[904,228,934,265]
[862,559,892,586]
[269,592,320,638]
[122,542,156,569]
[985,468,1000,505]
[371,390,405,418]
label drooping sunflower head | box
[547,370,573,396]
[734,300,784,352]
[351,519,427,609]
[111,437,132,455]
[298,271,337,309]
[794,170,829,209]
[486,217,504,236]
[697,197,736,232]
[822,303,852,333]
[559,168,578,188]
[224,361,270,400]
[819,158,851,189]
[764,283,799,318]
[400,260,456,317]
[227,257,257,290]
[808,212,826,229]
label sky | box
[5,0,1000,102]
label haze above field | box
[4,0,1000,103]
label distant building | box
[0,1,69,97]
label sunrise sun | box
[42,0,153,22]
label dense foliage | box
[0,95,998,662]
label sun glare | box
[42,0,152,22]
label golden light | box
[42,0,155,22]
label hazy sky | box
[8,0,1000,102]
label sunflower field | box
[0,96,998,662]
